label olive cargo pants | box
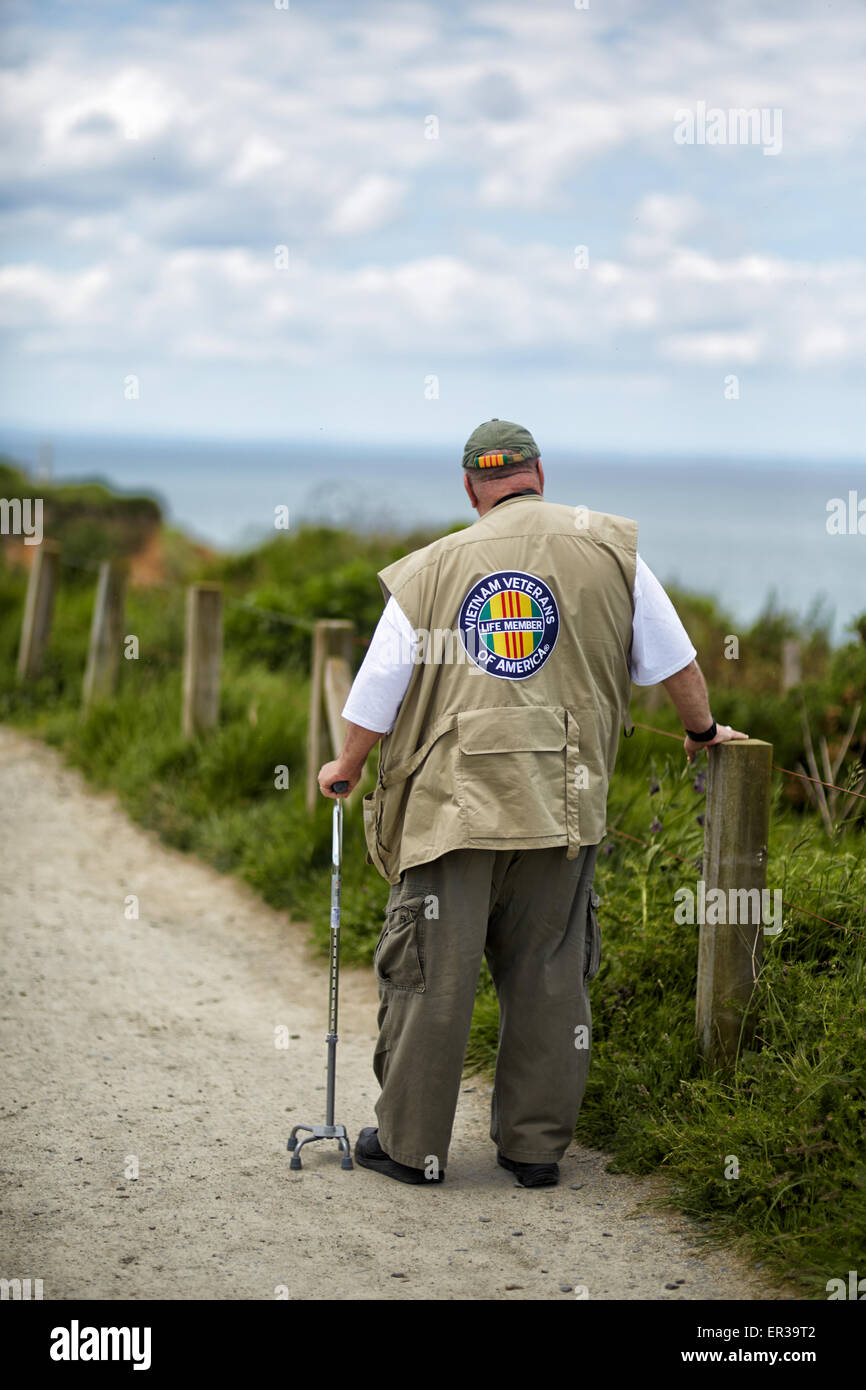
[372,843,601,1171]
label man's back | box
[367,493,637,879]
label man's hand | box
[317,723,385,799]
[318,758,362,799]
[683,723,749,764]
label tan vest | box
[362,494,637,883]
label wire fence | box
[55,548,325,634]
[15,546,865,942]
[618,721,866,939]
[631,719,866,803]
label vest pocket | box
[455,705,567,840]
[566,705,612,848]
[363,788,392,880]
[585,888,602,981]
[374,896,428,993]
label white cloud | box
[4,217,863,378]
[0,263,111,326]
[660,331,766,364]
[1,0,865,442]
[795,325,849,363]
[326,175,407,235]
[626,194,705,260]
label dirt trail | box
[0,726,793,1301]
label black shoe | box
[497,1150,559,1188]
[355,1128,445,1186]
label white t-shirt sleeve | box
[341,595,416,733]
[629,553,696,685]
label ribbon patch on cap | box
[475,452,512,467]
[458,570,560,680]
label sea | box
[2,429,864,643]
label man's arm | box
[631,555,748,762]
[318,722,384,799]
[316,596,416,798]
[662,659,748,763]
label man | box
[318,419,747,1189]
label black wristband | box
[685,719,717,742]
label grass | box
[1,495,864,1297]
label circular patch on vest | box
[458,570,560,680]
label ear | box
[463,472,479,510]
[537,460,545,492]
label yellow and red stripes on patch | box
[489,590,533,659]
[476,452,512,468]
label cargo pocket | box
[374,895,428,993]
[456,705,567,840]
[584,889,602,982]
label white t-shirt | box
[343,552,696,734]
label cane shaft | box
[325,797,343,1127]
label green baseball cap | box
[461,418,540,470]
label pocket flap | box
[585,888,602,981]
[375,895,428,992]
[457,705,566,755]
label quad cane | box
[287,781,353,1171]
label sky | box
[1,0,865,460]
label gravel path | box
[0,726,794,1301]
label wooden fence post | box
[82,560,128,713]
[182,584,223,737]
[781,639,802,693]
[324,655,353,755]
[17,540,60,680]
[695,738,773,1065]
[306,620,355,812]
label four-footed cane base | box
[288,1121,353,1170]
